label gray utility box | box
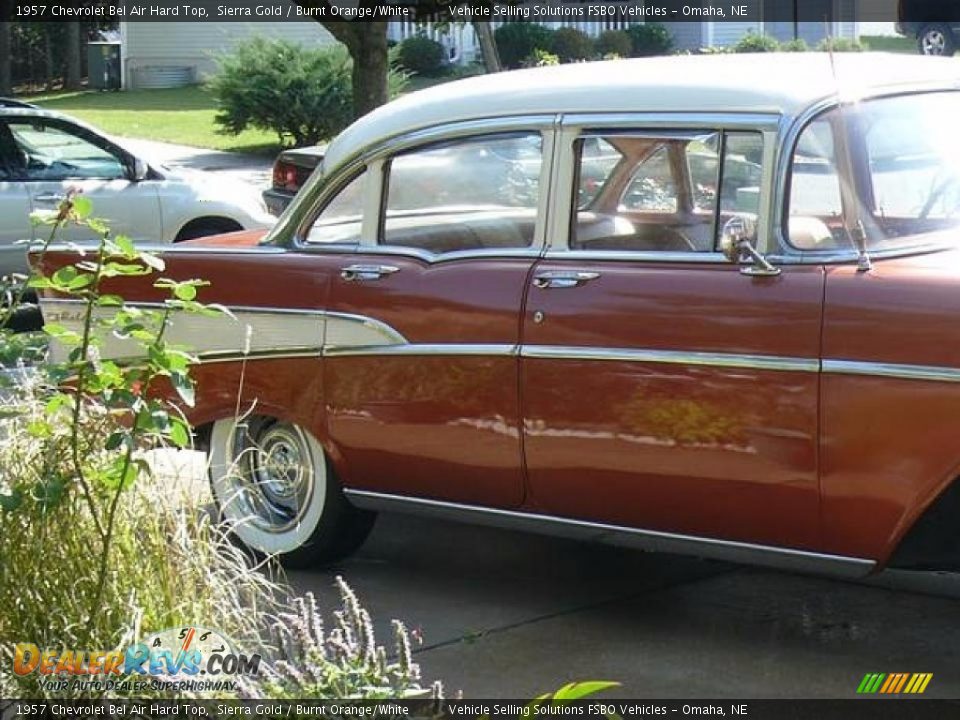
[87,42,121,90]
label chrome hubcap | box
[228,421,315,533]
[923,31,946,54]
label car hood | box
[160,164,264,202]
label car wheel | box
[918,24,956,56]
[208,415,375,567]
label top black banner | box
[1,0,953,24]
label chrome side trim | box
[343,490,876,578]
[43,296,960,382]
[543,249,730,264]
[324,343,517,358]
[522,345,820,373]
[41,298,326,365]
[198,348,322,365]
[324,311,408,347]
[824,359,960,384]
[345,245,544,265]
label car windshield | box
[788,91,960,252]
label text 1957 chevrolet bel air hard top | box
[35,53,960,574]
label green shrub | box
[818,37,867,52]
[626,23,674,57]
[398,34,445,76]
[780,38,809,52]
[549,27,594,62]
[595,29,632,59]
[495,22,555,69]
[522,48,560,68]
[211,38,407,147]
[731,32,780,53]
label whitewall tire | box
[208,416,375,567]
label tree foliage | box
[398,34,445,76]
[494,22,555,69]
[211,38,407,147]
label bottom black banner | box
[2,700,960,720]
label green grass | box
[861,35,918,54]
[25,69,476,155]
[30,86,280,155]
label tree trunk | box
[473,21,501,73]
[349,22,389,119]
[44,33,54,91]
[65,22,82,90]
[0,23,11,96]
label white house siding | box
[120,17,335,89]
[707,21,764,47]
[663,22,706,51]
[388,19,636,65]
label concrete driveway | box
[287,512,960,699]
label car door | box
[5,117,161,245]
[318,127,552,508]
[520,123,826,551]
[0,121,35,277]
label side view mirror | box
[719,216,780,277]
[131,157,149,182]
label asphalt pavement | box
[287,512,960,699]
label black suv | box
[897,0,960,55]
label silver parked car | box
[0,99,274,278]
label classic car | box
[35,53,960,575]
[263,144,325,216]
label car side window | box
[8,120,126,181]
[381,133,542,254]
[304,170,366,245]
[572,131,761,253]
[787,118,844,250]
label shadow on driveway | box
[287,513,960,698]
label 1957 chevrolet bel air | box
[35,53,960,574]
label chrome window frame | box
[548,112,781,262]
[771,84,960,265]
[266,90,960,267]
[376,127,553,260]
[277,115,557,264]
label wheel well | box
[174,216,243,242]
[888,479,960,571]
[192,422,213,453]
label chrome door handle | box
[340,264,399,282]
[532,270,600,289]
[34,192,66,203]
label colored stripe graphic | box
[858,673,932,694]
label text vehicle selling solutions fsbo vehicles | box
[34,54,960,573]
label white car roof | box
[323,53,960,173]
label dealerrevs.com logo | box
[13,626,261,693]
